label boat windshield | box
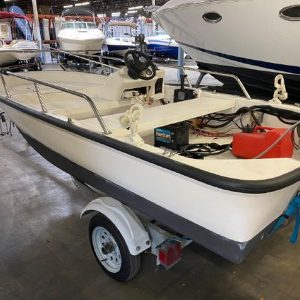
[74,22,87,29]
[87,22,96,28]
[62,22,75,29]
[62,22,97,29]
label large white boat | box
[0,52,299,278]
[154,0,300,102]
[57,7,105,54]
[0,12,39,66]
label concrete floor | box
[1,125,300,300]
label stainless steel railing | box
[0,46,252,100]
[50,47,121,72]
[1,71,111,134]
[158,63,252,100]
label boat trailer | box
[75,178,299,282]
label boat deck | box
[0,70,299,182]
[77,97,236,133]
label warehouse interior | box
[0,0,300,299]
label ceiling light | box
[127,10,138,14]
[75,1,90,6]
[128,6,143,10]
[63,5,73,8]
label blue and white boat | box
[103,22,137,57]
[146,33,179,59]
[155,0,300,102]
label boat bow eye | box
[279,5,300,21]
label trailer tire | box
[89,213,141,282]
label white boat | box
[58,7,105,54]
[154,0,300,102]
[103,22,137,57]
[0,12,39,66]
[0,52,299,268]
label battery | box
[154,123,189,150]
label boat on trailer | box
[154,0,300,102]
[0,50,299,281]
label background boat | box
[0,11,39,67]
[146,33,179,59]
[58,7,105,54]
[103,21,137,57]
[155,0,300,102]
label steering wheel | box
[124,50,156,81]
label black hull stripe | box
[179,41,300,75]
[0,95,299,194]
[20,129,276,264]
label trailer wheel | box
[89,214,141,282]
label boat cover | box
[0,11,32,22]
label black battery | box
[154,123,189,150]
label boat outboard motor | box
[124,50,156,80]
[174,74,197,102]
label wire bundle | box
[180,105,300,159]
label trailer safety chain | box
[271,194,300,244]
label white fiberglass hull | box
[0,40,39,66]
[155,0,300,100]
[58,28,105,54]
[0,98,299,263]
[104,37,135,57]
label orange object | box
[232,126,293,159]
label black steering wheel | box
[124,50,156,81]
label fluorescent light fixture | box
[127,10,138,14]
[63,4,73,8]
[75,1,90,6]
[111,12,121,17]
[128,6,143,10]
[97,14,106,18]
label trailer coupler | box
[271,194,300,244]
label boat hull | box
[146,35,179,59]
[103,38,136,57]
[0,40,39,66]
[147,43,178,59]
[0,97,299,263]
[58,37,103,54]
[155,0,300,102]
[58,29,105,54]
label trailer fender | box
[81,197,151,255]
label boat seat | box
[77,97,236,133]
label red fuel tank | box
[232,126,293,159]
